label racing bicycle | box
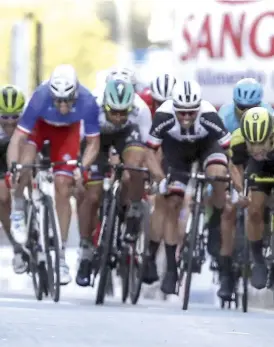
[11,158,79,302]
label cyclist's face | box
[54,99,75,115]
[246,139,271,161]
[175,110,198,129]
[235,103,260,117]
[0,114,20,136]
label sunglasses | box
[235,103,259,111]
[54,97,75,104]
[176,111,197,117]
[105,104,132,113]
[0,114,20,120]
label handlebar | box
[245,173,274,184]
[167,169,230,184]
[10,159,80,173]
[104,163,151,181]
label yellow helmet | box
[240,106,273,144]
[0,85,25,114]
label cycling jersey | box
[230,127,274,195]
[18,82,100,137]
[219,102,274,134]
[146,99,230,193]
[147,100,231,150]
[137,88,155,116]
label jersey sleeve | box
[17,89,43,134]
[82,96,100,137]
[200,112,231,149]
[229,128,247,165]
[137,102,152,143]
[146,112,175,150]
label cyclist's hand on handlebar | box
[231,190,249,207]
[159,178,168,195]
[5,171,20,189]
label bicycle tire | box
[121,250,130,303]
[129,200,150,305]
[95,197,117,305]
[242,230,250,313]
[182,202,200,311]
[43,195,61,303]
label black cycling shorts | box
[161,138,227,194]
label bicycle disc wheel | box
[43,195,61,303]
[182,203,200,311]
[95,198,117,305]
[129,200,150,305]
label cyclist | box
[215,78,273,299]
[6,64,100,285]
[145,80,230,295]
[229,107,274,290]
[0,85,27,274]
[76,78,152,286]
[138,73,177,117]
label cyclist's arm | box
[82,98,100,168]
[200,111,231,150]
[145,112,174,182]
[7,91,41,168]
[228,128,247,193]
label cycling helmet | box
[172,80,201,111]
[104,79,134,111]
[106,66,137,86]
[49,64,78,99]
[0,85,25,114]
[233,78,263,107]
[240,106,273,143]
[150,74,176,102]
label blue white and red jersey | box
[18,81,100,137]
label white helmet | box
[150,74,176,102]
[106,66,137,85]
[49,64,78,99]
[172,80,201,111]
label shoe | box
[10,211,27,245]
[143,257,159,284]
[12,252,28,274]
[217,275,234,300]
[251,261,267,289]
[161,270,178,295]
[76,259,92,287]
[60,257,72,285]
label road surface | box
[1,207,274,346]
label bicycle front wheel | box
[182,202,200,311]
[95,198,117,305]
[43,195,61,303]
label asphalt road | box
[1,205,274,346]
[1,289,274,347]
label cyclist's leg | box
[49,121,81,285]
[119,124,146,239]
[76,148,105,286]
[10,124,42,244]
[159,154,190,295]
[201,140,232,297]
[246,158,269,289]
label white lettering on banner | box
[180,11,274,60]
[197,69,267,85]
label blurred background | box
[2,0,274,104]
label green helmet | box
[0,85,25,114]
[104,79,134,111]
